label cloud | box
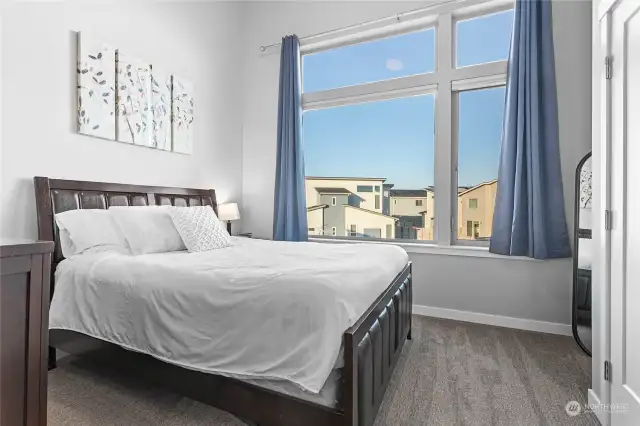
[386,59,404,71]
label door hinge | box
[605,210,613,230]
[604,361,612,381]
[605,56,612,80]
[451,216,455,231]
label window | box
[331,197,337,206]
[303,29,435,92]
[332,227,337,236]
[457,86,505,242]
[465,220,481,239]
[456,10,514,68]
[304,96,435,241]
[302,1,512,247]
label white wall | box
[240,1,592,326]
[0,1,244,239]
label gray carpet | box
[48,316,599,426]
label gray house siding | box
[320,194,348,236]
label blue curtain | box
[273,35,308,241]
[490,0,571,259]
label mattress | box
[49,237,408,394]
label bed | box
[34,177,413,426]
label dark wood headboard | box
[33,177,217,266]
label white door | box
[610,0,640,425]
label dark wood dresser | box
[1,240,54,426]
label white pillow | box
[109,206,186,255]
[169,206,231,252]
[55,209,130,257]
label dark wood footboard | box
[343,262,412,426]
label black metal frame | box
[572,152,592,356]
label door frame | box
[590,2,615,425]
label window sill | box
[308,237,541,261]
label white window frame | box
[301,0,512,248]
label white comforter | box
[50,237,408,393]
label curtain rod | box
[259,0,462,52]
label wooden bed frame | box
[34,176,413,426]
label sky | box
[301,10,514,189]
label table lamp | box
[218,203,240,234]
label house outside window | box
[302,2,513,246]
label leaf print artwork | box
[76,32,194,153]
[77,32,116,140]
[150,66,172,150]
[171,75,194,154]
[116,52,152,145]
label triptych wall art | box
[77,32,193,154]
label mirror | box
[573,152,592,356]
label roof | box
[315,187,351,194]
[306,204,328,212]
[389,189,431,198]
[306,176,387,182]
[457,179,498,197]
[345,205,398,221]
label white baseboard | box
[413,304,572,336]
[588,389,607,426]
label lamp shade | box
[218,203,240,221]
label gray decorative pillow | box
[169,206,231,252]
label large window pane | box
[457,86,505,241]
[303,29,435,93]
[456,10,514,68]
[304,95,435,241]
